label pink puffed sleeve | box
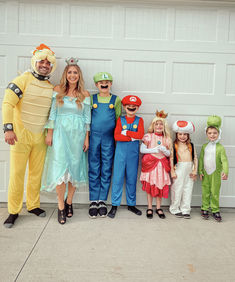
[142,133,152,146]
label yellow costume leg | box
[8,144,31,214]
[26,137,47,211]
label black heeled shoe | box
[65,199,73,218]
[58,209,66,224]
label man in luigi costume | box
[199,115,229,222]
[108,95,144,218]
[88,72,121,218]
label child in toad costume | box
[199,115,229,222]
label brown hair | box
[206,126,219,133]
[56,65,86,107]
[174,133,192,162]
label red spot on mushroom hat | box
[172,120,195,134]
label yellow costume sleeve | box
[2,74,28,125]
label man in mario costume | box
[108,95,144,218]
[2,44,56,228]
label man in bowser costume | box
[2,44,56,228]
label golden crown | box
[156,110,168,119]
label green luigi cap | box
[93,72,113,83]
[207,115,222,131]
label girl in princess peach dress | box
[140,111,172,219]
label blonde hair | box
[56,65,86,107]
[148,116,171,139]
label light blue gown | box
[41,92,91,192]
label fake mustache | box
[127,107,137,112]
[101,85,109,89]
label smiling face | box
[206,127,219,142]
[35,59,52,76]
[124,104,139,117]
[96,80,112,96]
[154,120,164,134]
[66,66,79,85]
[177,132,189,143]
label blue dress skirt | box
[41,92,91,192]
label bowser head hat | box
[93,72,113,83]
[172,120,195,134]
[121,95,142,107]
[207,115,222,132]
[31,44,56,75]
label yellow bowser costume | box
[2,44,56,228]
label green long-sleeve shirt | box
[90,94,122,120]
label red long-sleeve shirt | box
[114,116,144,142]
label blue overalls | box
[88,93,117,201]
[111,116,140,206]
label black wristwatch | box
[3,123,13,133]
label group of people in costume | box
[2,44,229,227]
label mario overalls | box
[88,93,117,201]
[111,116,140,206]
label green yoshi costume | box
[198,116,229,214]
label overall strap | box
[93,93,98,104]
[120,116,127,127]
[109,94,116,105]
[133,116,140,127]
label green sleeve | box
[198,144,205,175]
[114,96,122,120]
[220,146,229,176]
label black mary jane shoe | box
[58,209,66,225]
[146,209,153,219]
[156,208,166,219]
[65,199,73,218]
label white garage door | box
[0,0,235,207]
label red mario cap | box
[121,95,142,106]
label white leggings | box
[169,162,194,215]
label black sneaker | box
[128,206,142,216]
[89,202,98,218]
[3,214,19,228]
[175,212,183,218]
[107,206,117,218]
[98,201,107,217]
[183,214,191,219]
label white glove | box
[158,145,170,157]
[140,143,159,154]
[121,130,127,136]
[131,138,140,141]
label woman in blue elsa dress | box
[41,58,91,224]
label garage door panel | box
[122,60,166,93]
[19,2,63,36]
[70,4,113,38]
[172,62,215,95]
[228,10,235,42]
[124,6,168,40]
[0,1,6,34]
[174,7,218,42]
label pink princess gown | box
[140,133,171,198]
